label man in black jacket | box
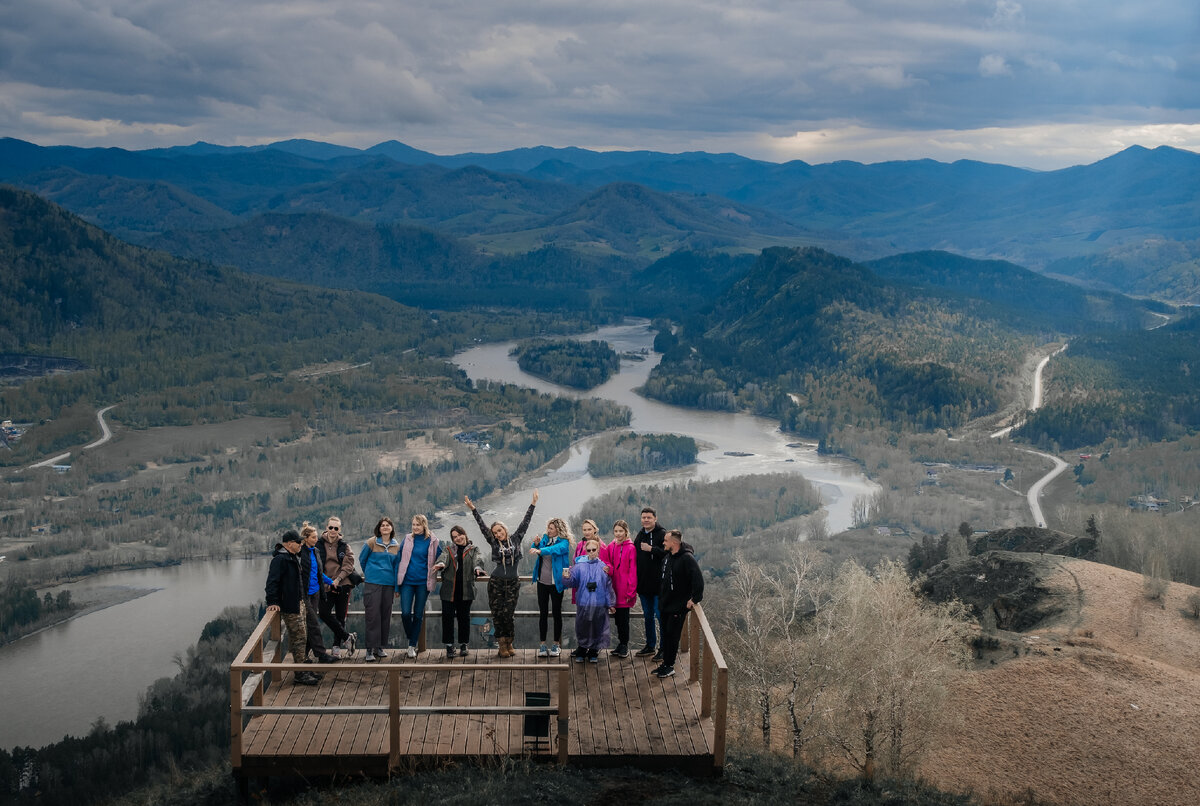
[265,530,319,686]
[633,507,667,658]
[652,529,704,679]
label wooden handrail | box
[233,595,727,773]
[231,611,573,772]
[688,604,728,769]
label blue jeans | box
[639,593,660,648]
[398,584,429,647]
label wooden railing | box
[686,603,729,768]
[231,579,728,772]
[230,609,570,770]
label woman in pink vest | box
[601,519,637,659]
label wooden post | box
[388,669,401,770]
[230,669,243,768]
[251,639,264,706]
[713,666,728,770]
[688,611,701,683]
[556,666,570,765]
[701,643,714,717]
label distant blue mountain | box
[3,136,1199,298]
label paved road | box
[27,404,117,469]
[989,347,1068,525]
[1022,448,1069,528]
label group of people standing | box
[263,493,704,685]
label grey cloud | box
[0,0,1196,163]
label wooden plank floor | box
[239,647,714,776]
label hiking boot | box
[654,665,675,678]
[294,671,320,686]
[612,643,629,658]
[635,645,656,657]
[445,644,457,659]
[537,643,549,658]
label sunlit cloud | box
[763,122,1200,169]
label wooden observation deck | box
[230,602,728,782]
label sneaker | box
[458,643,469,657]
[373,648,386,658]
[652,650,664,662]
[649,664,665,676]
[635,645,656,657]
[316,652,337,664]
[549,643,561,657]
[574,652,587,663]
[612,643,629,658]
[655,665,675,678]
[537,643,549,658]
[445,644,457,659]
[406,646,418,659]
[364,652,378,663]
[588,649,599,664]
[294,671,320,686]
[571,646,587,659]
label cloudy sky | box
[2,0,1198,168]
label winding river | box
[0,320,873,750]
[445,321,875,531]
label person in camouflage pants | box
[487,577,521,641]
[265,530,319,685]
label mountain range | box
[3,137,1199,301]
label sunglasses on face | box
[327,526,340,531]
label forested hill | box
[643,247,1049,435]
[0,186,593,455]
[866,250,1168,333]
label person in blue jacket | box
[359,517,400,662]
[300,523,337,665]
[530,516,572,657]
[396,514,440,659]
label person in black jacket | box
[633,507,667,658]
[265,530,319,686]
[652,529,704,679]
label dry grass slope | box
[921,558,1200,806]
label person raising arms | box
[465,489,538,658]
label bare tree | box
[815,560,972,781]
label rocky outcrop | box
[920,551,1071,631]
[970,526,1096,559]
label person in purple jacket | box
[562,538,616,663]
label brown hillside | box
[920,557,1200,806]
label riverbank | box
[1,584,156,647]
